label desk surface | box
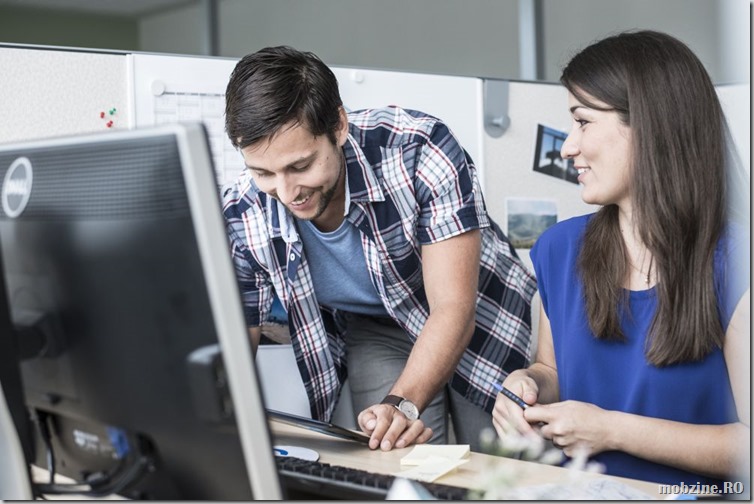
[30,420,662,499]
[270,419,662,499]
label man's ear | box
[336,107,349,147]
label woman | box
[492,30,750,486]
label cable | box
[34,455,152,498]
[27,411,152,499]
[29,409,56,484]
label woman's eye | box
[575,119,588,127]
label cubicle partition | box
[0,44,748,425]
[2,45,747,241]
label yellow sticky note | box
[400,444,470,466]
[394,455,469,483]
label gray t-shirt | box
[297,217,388,316]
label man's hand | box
[358,403,432,451]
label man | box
[222,46,536,452]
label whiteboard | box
[129,53,241,185]
[331,66,485,189]
[128,53,485,188]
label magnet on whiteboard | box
[351,71,365,84]
[151,80,166,96]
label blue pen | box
[492,382,529,410]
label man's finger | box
[368,405,396,450]
[380,412,409,451]
[394,419,427,449]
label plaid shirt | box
[222,107,537,421]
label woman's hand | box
[492,370,540,439]
[524,400,613,457]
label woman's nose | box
[561,135,579,159]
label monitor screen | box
[0,123,282,499]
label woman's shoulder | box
[720,220,750,250]
[530,213,594,270]
[535,213,593,248]
[715,220,750,305]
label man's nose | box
[274,174,297,204]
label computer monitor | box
[0,236,34,500]
[0,123,282,499]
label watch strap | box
[381,394,403,408]
[380,394,419,420]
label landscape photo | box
[506,198,558,249]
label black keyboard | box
[276,455,474,500]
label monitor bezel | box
[0,122,283,500]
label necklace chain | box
[621,227,653,286]
[629,252,653,286]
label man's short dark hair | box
[225,45,343,149]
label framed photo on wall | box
[532,124,578,184]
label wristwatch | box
[381,394,420,421]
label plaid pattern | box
[222,107,537,421]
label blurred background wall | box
[0,0,749,84]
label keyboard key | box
[276,455,472,500]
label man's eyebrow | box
[246,153,316,172]
[286,152,317,168]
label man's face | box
[241,111,348,229]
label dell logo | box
[2,157,33,218]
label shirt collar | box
[343,135,385,204]
[343,157,351,216]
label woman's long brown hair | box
[561,30,727,366]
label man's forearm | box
[248,327,261,357]
[389,229,481,412]
[387,304,475,411]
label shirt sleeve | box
[413,120,489,245]
[529,215,589,321]
[227,229,273,327]
[529,232,550,317]
[223,186,274,327]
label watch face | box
[381,395,420,421]
[399,400,419,421]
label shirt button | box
[289,253,296,261]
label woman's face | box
[561,91,633,209]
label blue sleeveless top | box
[530,214,749,485]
